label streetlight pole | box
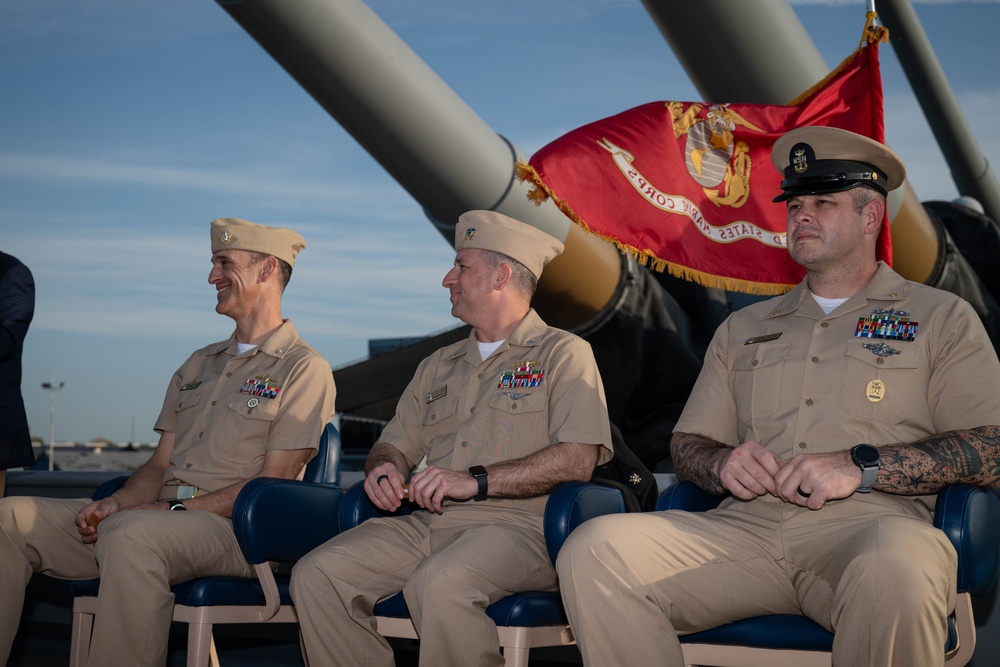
[41,380,64,471]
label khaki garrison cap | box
[771,127,906,203]
[455,211,564,280]
[210,218,306,267]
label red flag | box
[518,29,888,295]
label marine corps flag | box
[517,25,889,294]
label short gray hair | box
[478,249,538,297]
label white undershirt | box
[237,343,258,355]
[477,340,505,362]
[810,292,849,315]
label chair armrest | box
[656,480,725,512]
[543,481,629,564]
[934,484,1000,595]
[232,477,344,564]
[338,480,412,531]
[90,475,129,501]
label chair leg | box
[69,608,94,667]
[210,635,220,667]
[946,593,976,667]
[186,621,215,667]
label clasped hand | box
[717,441,861,509]
[367,465,478,514]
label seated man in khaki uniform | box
[557,127,1000,667]
[291,210,614,667]
[0,218,337,667]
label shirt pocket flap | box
[843,344,920,369]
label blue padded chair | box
[69,422,344,667]
[657,480,1000,667]
[338,479,629,667]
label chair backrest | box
[338,480,412,532]
[302,422,341,485]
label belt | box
[159,485,202,500]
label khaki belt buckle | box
[176,485,198,499]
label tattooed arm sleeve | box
[876,425,1000,494]
[670,432,733,496]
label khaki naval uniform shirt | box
[379,309,613,515]
[154,319,337,495]
[677,262,1000,509]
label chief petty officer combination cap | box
[210,217,307,267]
[771,126,906,203]
[455,210,564,280]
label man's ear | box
[864,198,886,236]
[259,255,279,283]
[494,263,513,291]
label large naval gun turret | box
[216,0,1000,469]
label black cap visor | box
[774,160,888,203]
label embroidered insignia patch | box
[855,308,917,342]
[498,363,544,389]
[240,375,281,399]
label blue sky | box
[2,0,998,445]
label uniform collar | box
[446,309,548,363]
[209,319,300,358]
[764,261,905,320]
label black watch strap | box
[167,500,187,511]
[469,465,488,501]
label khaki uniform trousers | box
[290,505,557,667]
[557,492,957,667]
[0,495,253,667]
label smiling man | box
[0,218,336,667]
[557,127,1000,667]
[291,210,613,667]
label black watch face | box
[854,444,880,465]
[469,465,487,477]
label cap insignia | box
[464,227,476,241]
[220,230,232,244]
[792,147,809,174]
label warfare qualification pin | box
[866,379,885,403]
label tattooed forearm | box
[877,425,1000,494]
[670,432,731,496]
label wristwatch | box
[167,500,187,511]
[850,444,881,493]
[469,465,488,501]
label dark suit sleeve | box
[0,258,35,361]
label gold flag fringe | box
[515,161,795,295]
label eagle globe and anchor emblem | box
[668,102,766,208]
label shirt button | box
[199,432,203,437]
[751,360,759,367]
[798,442,807,449]
[511,403,518,410]
[470,407,475,413]
[211,400,217,406]
[185,463,193,468]
[811,357,819,363]
[805,398,814,406]
[820,322,829,328]
[227,372,232,377]
[461,441,468,448]
[877,358,884,365]
[478,373,484,379]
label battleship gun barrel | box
[215,0,622,331]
